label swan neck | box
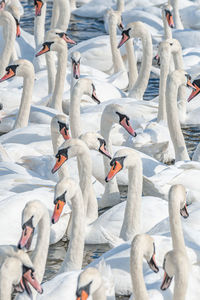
[129,29,152,100]
[166,76,189,161]
[171,0,184,29]
[34,4,46,48]
[169,195,186,252]
[130,241,149,300]
[59,187,85,272]
[51,0,70,30]
[31,209,50,283]
[172,50,186,101]
[14,73,34,129]
[70,87,84,138]
[173,270,189,300]
[0,278,12,300]
[0,12,16,77]
[120,161,142,241]
[157,46,171,122]
[49,48,67,112]
[126,39,138,90]
[109,20,125,73]
[46,52,57,94]
[117,0,124,12]
[163,14,172,40]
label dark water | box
[16,1,200,298]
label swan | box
[36,35,69,113]
[170,0,184,29]
[118,21,152,100]
[160,184,200,300]
[33,0,70,71]
[0,10,16,77]
[0,253,42,299]
[17,179,85,299]
[51,146,168,244]
[130,234,160,300]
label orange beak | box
[16,24,21,38]
[166,14,174,28]
[120,117,137,137]
[35,0,43,16]
[118,32,129,48]
[105,161,122,182]
[187,83,200,102]
[77,290,89,300]
[99,143,112,159]
[62,35,76,45]
[23,270,43,294]
[51,155,67,174]
[187,78,196,90]
[60,127,70,140]
[35,44,50,57]
[18,226,34,250]
[51,200,66,224]
[0,68,15,82]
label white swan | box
[0,10,16,77]
[160,184,200,300]
[0,255,42,299]
[130,234,159,300]
[36,35,69,113]
[118,21,152,100]
[17,179,85,299]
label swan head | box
[52,178,80,224]
[169,184,189,218]
[168,70,196,91]
[105,148,140,182]
[161,250,189,291]
[51,138,90,174]
[102,104,136,137]
[187,78,200,102]
[0,0,5,10]
[80,132,112,159]
[108,9,124,31]
[71,51,81,79]
[162,3,174,28]
[51,114,70,140]
[76,267,103,300]
[131,234,159,273]
[35,36,68,56]
[5,4,21,37]
[46,28,76,45]
[0,59,34,82]
[118,21,147,48]
[73,78,100,104]
[0,256,43,295]
[18,200,47,250]
[34,0,44,16]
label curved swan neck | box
[126,39,138,90]
[34,3,46,49]
[70,83,86,138]
[93,285,107,300]
[109,15,126,73]
[31,209,50,282]
[49,46,68,112]
[14,66,34,129]
[157,43,171,122]
[162,10,172,39]
[130,237,149,300]
[120,157,142,241]
[46,51,57,94]
[169,186,186,252]
[173,267,188,300]
[0,11,16,77]
[0,277,13,300]
[59,187,85,272]
[128,23,152,100]
[166,72,189,161]
[171,0,184,29]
